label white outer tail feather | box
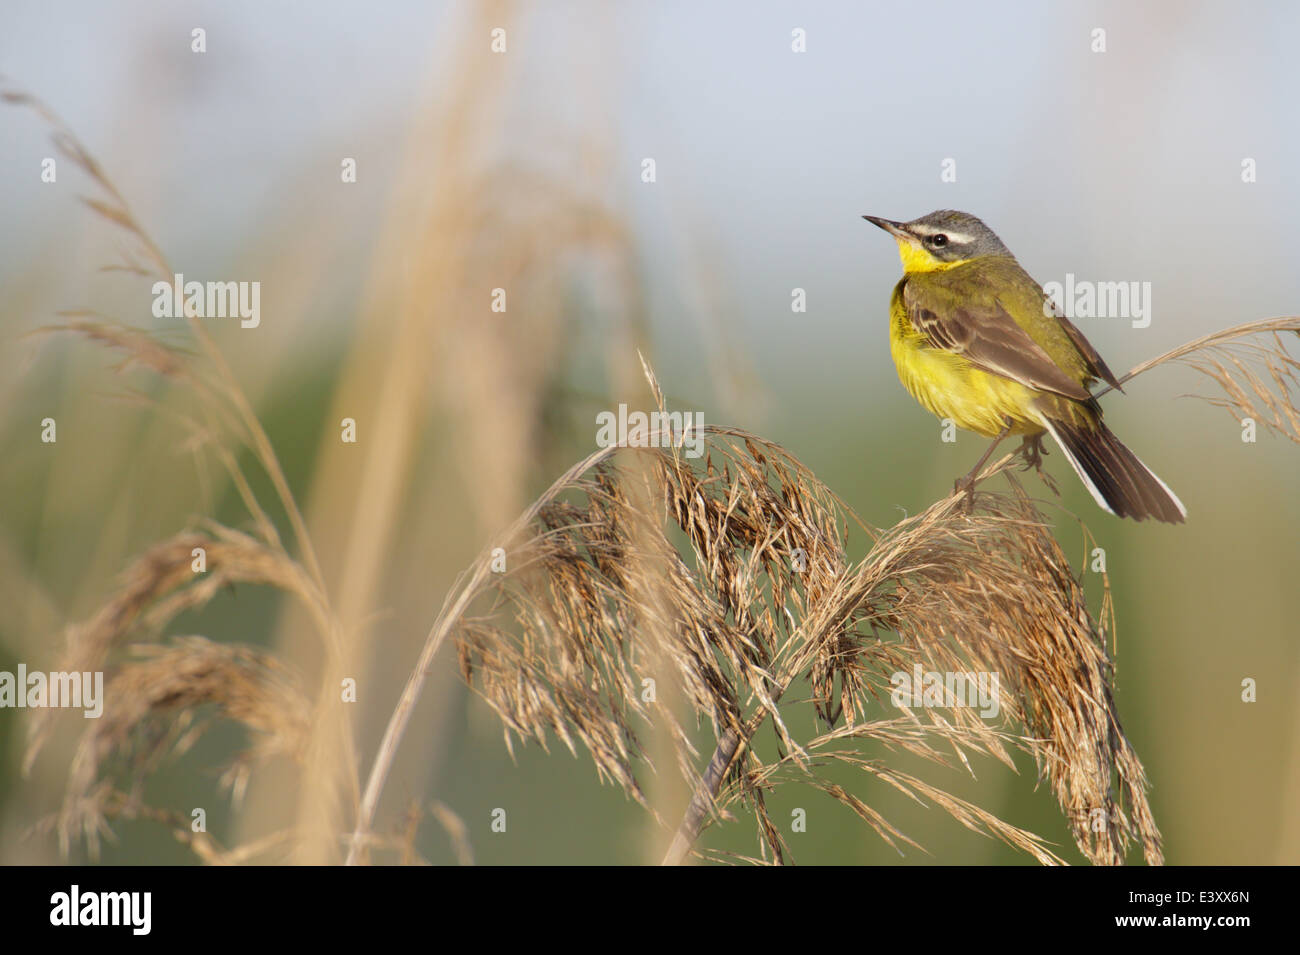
[1038,418,1188,521]
[1040,418,1115,516]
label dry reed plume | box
[8,81,1300,866]
[349,358,1175,865]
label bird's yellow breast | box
[888,284,1043,437]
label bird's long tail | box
[1040,416,1187,523]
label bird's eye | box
[931,234,949,247]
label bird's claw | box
[1018,434,1048,471]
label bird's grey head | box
[863,209,1013,263]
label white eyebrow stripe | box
[910,225,976,244]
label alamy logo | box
[595,404,704,458]
[152,273,260,328]
[0,665,103,718]
[890,665,1000,719]
[49,885,151,935]
[1041,273,1152,329]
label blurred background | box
[1,0,1297,864]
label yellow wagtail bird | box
[864,210,1186,523]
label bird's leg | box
[954,422,1012,512]
[1018,432,1060,496]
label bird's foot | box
[953,421,1014,515]
[953,473,978,514]
[1017,433,1047,471]
[1018,433,1060,496]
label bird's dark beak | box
[862,215,909,240]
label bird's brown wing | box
[902,278,1093,401]
[1052,306,1123,391]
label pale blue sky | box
[4,1,1298,388]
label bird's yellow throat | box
[894,240,969,274]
